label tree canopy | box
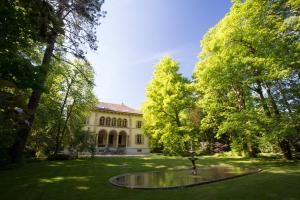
[0,0,105,164]
[142,0,300,159]
[193,0,300,159]
[143,56,194,155]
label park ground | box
[0,154,299,200]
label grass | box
[0,154,299,200]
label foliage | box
[143,56,194,155]
[197,142,229,155]
[47,153,73,161]
[0,0,42,164]
[193,0,300,159]
[67,128,97,158]
[28,59,97,157]
[0,0,105,163]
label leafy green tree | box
[193,0,300,159]
[1,0,106,163]
[68,129,95,157]
[143,56,194,155]
[0,0,42,164]
[28,59,97,157]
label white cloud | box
[133,48,179,66]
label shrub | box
[47,153,73,161]
[197,142,229,155]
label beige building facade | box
[83,102,150,155]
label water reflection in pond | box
[109,165,260,189]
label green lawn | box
[0,154,299,200]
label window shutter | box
[141,135,144,144]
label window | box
[98,134,104,145]
[85,118,90,125]
[135,134,143,144]
[108,134,114,146]
[98,130,106,147]
[99,116,105,126]
[112,118,116,126]
[123,119,127,127]
[117,118,122,127]
[106,117,111,126]
[136,121,142,128]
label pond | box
[109,165,261,189]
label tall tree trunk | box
[10,37,56,163]
[277,81,292,113]
[56,100,76,154]
[54,78,74,155]
[246,142,256,158]
[279,139,292,160]
[264,81,292,159]
[233,85,245,111]
[264,81,280,115]
[173,107,181,127]
[255,80,271,116]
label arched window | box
[118,131,127,147]
[112,118,116,126]
[106,117,111,126]
[99,116,105,126]
[123,119,127,127]
[98,130,107,147]
[117,118,122,127]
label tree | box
[28,59,97,157]
[5,0,106,163]
[193,0,300,159]
[68,129,96,158]
[0,0,43,164]
[142,56,194,155]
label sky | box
[87,0,232,110]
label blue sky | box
[87,0,232,109]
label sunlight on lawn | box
[0,155,299,200]
[267,168,300,174]
[47,162,65,167]
[142,162,155,167]
[76,186,90,190]
[39,176,92,183]
[105,163,120,167]
[231,160,254,164]
[155,165,167,169]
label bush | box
[0,148,11,167]
[47,153,73,161]
[197,142,229,155]
[213,142,229,153]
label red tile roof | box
[95,102,142,115]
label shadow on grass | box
[0,155,300,200]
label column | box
[106,131,109,147]
[116,133,119,148]
[126,134,131,147]
[129,116,132,148]
[95,133,98,148]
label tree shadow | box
[0,155,299,200]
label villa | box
[83,102,150,155]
